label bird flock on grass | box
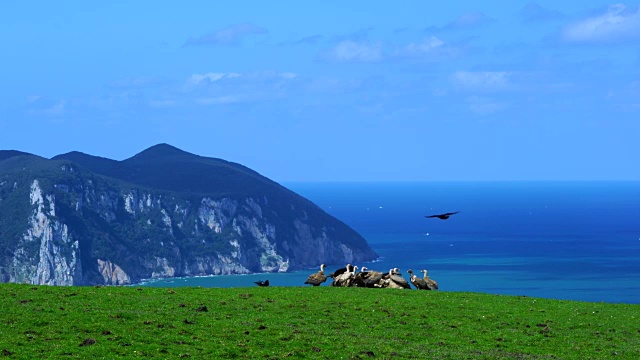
[252,264,438,290]
[255,211,453,288]
[303,264,438,290]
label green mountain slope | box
[0,144,377,285]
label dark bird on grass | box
[379,268,411,289]
[333,266,358,287]
[425,211,459,220]
[329,264,352,279]
[254,280,269,287]
[389,268,411,289]
[407,269,429,290]
[422,269,438,290]
[330,264,355,286]
[352,266,378,287]
[305,264,328,286]
[358,266,385,288]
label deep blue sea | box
[142,181,640,304]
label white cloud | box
[397,36,444,55]
[196,96,241,105]
[27,97,66,116]
[449,12,495,29]
[521,2,564,23]
[426,12,496,32]
[393,37,466,62]
[279,72,298,79]
[186,73,241,89]
[183,71,301,105]
[466,96,507,115]
[148,99,177,108]
[304,77,362,94]
[452,71,513,92]
[109,76,164,88]
[184,23,267,46]
[186,72,296,87]
[279,34,323,46]
[562,4,640,43]
[321,40,383,62]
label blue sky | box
[1,1,639,181]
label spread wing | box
[425,211,459,218]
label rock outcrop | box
[0,145,377,285]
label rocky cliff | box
[0,145,377,285]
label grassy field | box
[1,284,639,359]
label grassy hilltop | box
[1,284,639,359]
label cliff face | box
[11,180,82,285]
[0,145,377,285]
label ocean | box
[142,181,640,304]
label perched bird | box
[422,269,438,290]
[330,264,353,286]
[254,280,269,287]
[374,268,395,288]
[386,268,411,289]
[357,266,385,288]
[407,269,429,290]
[305,264,328,286]
[329,264,352,279]
[425,211,459,220]
[333,265,358,287]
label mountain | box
[0,144,377,285]
[0,150,33,161]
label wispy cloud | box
[521,2,565,23]
[183,23,267,47]
[331,28,373,42]
[319,40,383,63]
[391,36,468,62]
[148,99,177,108]
[466,96,508,115]
[186,72,296,87]
[108,76,166,89]
[187,72,241,87]
[452,71,513,92]
[562,4,640,43]
[394,36,444,56]
[196,95,242,105]
[426,12,496,32]
[27,96,66,116]
[183,71,300,105]
[279,34,324,46]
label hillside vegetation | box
[1,284,638,359]
[0,144,376,285]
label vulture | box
[374,268,394,288]
[333,265,357,287]
[254,280,269,287]
[330,264,353,286]
[352,266,381,287]
[358,266,385,288]
[388,268,411,289]
[329,264,351,279]
[425,211,459,220]
[422,269,439,290]
[304,264,328,286]
[407,269,429,290]
[350,267,367,287]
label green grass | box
[1,284,639,359]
